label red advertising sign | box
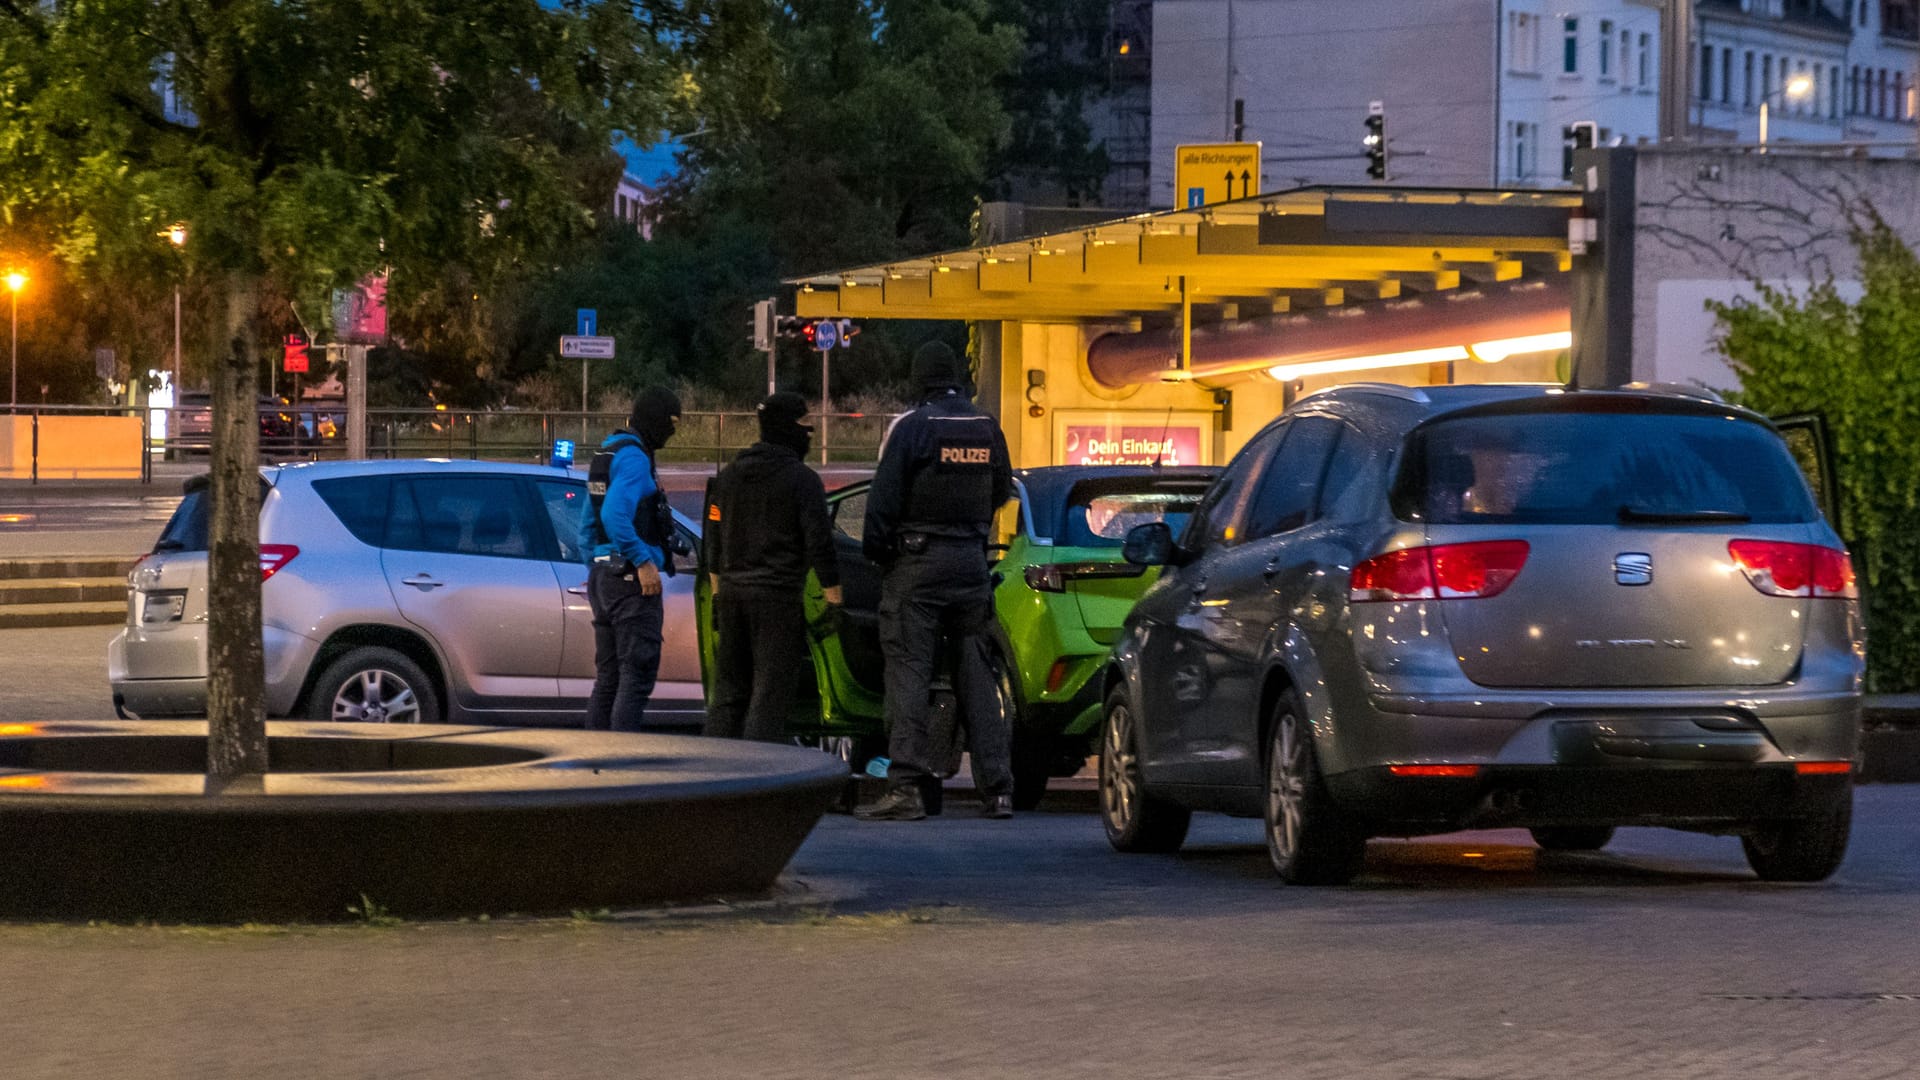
[283,335,310,373]
[1061,423,1204,467]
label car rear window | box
[153,490,209,552]
[1055,477,1212,548]
[1399,411,1819,526]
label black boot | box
[854,783,927,822]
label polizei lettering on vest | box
[939,446,991,465]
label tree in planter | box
[1710,209,1920,693]
[0,1,725,775]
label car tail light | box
[1794,760,1851,775]
[1024,564,1065,593]
[259,544,300,581]
[1728,541,1856,599]
[1351,541,1529,602]
[1389,764,1481,778]
[1045,659,1071,694]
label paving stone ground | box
[3,629,1918,1078]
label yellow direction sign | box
[1175,142,1263,208]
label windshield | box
[1399,411,1819,526]
[1054,477,1211,548]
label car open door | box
[1771,413,1841,530]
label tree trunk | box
[205,275,269,778]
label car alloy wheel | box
[1099,690,1189,853]
[331,668,423,724]
[1101,700,1139,831]
[1267,712,1309,869]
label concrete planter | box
[0,721,845,922]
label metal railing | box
[5,404,906,483]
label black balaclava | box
[628,387,682,454]
[910,341,966,399]
[757,390,813,457]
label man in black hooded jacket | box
[580,386,680,731]
[703,392,843,741]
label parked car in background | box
[1101,383,1863,884]
[109,460,704,728]
[697,465,1219,809]
[170,391,303,457]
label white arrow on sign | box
[560,335,616,358]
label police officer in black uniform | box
[703,392,843,742]
[854,342,1015,822]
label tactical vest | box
[587,432,676,575]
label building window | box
[1511,122,1538,180]
[1744,52,1756,107]
[1643,35,1656,88]
[1563,17,1579,74]
[1898,72,1909,121]
[1850,65,1860,113]
[1622,29,1633,85]
[1763,55,1774,100]
[1831,66,1841,118]
[1882,68,1891,117]
[1600,20,1614,77]
[1508,12,1540,72]
[1720,47,1732,102]
[1699,44,1714,99]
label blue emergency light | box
[551,439,576,468]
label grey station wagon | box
[108,460,705,728]
[1103,384,1863,884]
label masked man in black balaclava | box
[854,342,1016,821]
[701,391,843,741]
[580,386,681,731]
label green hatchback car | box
[697,465,1217,809]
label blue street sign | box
[1186,187,1206,208]
[551,439,576,468]
[813,318,839,351]
[576,309,597,336]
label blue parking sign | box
[576,309,596,337]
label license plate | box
[141,591,187,625]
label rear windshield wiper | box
[1617,506,1751,525]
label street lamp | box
[165,224,187,395]
[1759,73,1816,149]
[5,271,25,412]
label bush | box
[1710,209,1920,693]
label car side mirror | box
[1122,522,1176,567]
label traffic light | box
[834,319,858,348]
[775,315,810,339]
[750,298,774,351]
[1363,102,1387,181]
[1561,120,1598,179]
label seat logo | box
[1614,552,1653,586]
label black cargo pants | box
[878,537,1013,798]
[585,560,664,733]
[705,584,811,743]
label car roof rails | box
[1617,381,1727,404]
[1298,382,1433,406]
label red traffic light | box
[801,322,817,345]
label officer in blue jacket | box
[579,387,681,731]
[854,342,1015,821]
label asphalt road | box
[3,625,1919,1078]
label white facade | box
[1147,0,1664,205]
[1694,0,1853,143]
[1498,0,1665,184]
[1842,0,1920,143]
[610,173,655,239]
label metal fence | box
[3,404,905,482]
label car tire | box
[307,646,441,725]
[1741,787,1852,883]
[1264,693,1366,885]
[1529,826,1616,852]
[1099,689,1190,853]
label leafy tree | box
[984,0,1114,206]
[1711,209,1920,692]
[0,0,709,774]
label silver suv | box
[108,460,705,727]
[1103,384,1863,884]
